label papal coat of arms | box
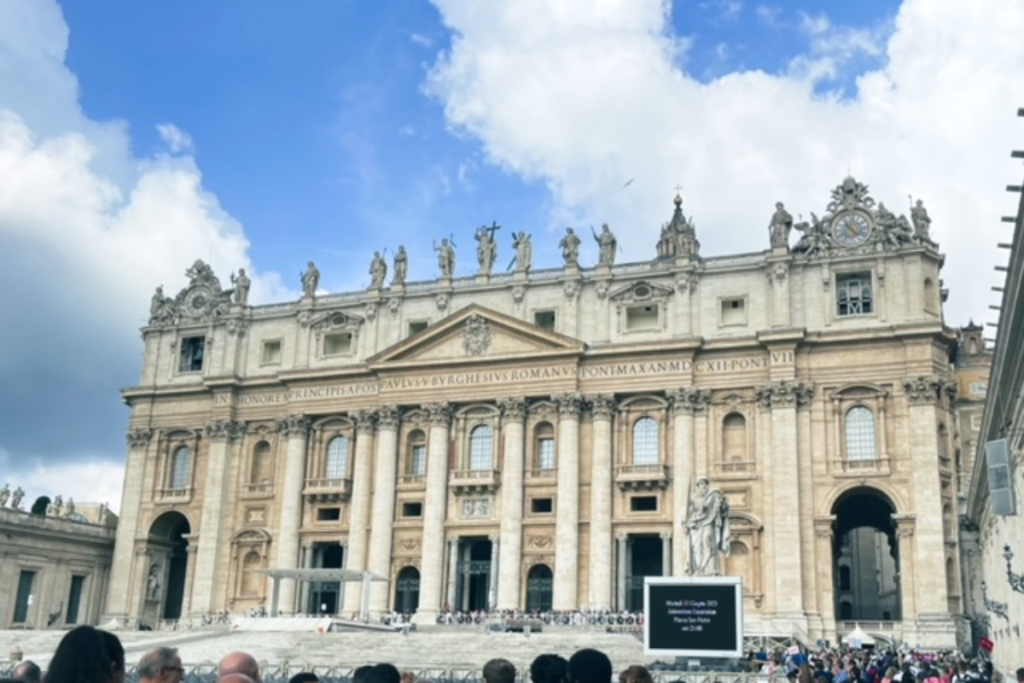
[462,314,492,356]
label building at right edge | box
[964,115,1024,669]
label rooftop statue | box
[433,237,456,278]
[559,227,581,267]
[368,251,387,290]
[911,198,932,241]
[11,486,24,510]
[0,483,9,507]
[475,222,500,275]
[592,224,617,266]
[301,261,320,298]
[769,201,793,249]
[510,231,532,272]
[392,245,408,285]
[656,194,700,261]
[230,268,251,305]
[149,286,176,325]
[64,497,75,518]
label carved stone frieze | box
[127,427,154,449]
[903,375,944,405]
[675,272,699,293]
[225,317,249,337]
[377,405,400,430]
[424,402,452,427]
[589,394,615,420]
[354,410,377,432]
[766,262,789,283]
[511,285,525,305]
[388,298,401,317]
[148,259,232,328]
[553,392,584,418]
[756,381,813,409]
[280,414,310,438]
[528,401,557,421]
[563,280,581,301]
[668,387,711,414]
[462,314,493,356]
[435,293,449,311]
[595,281,610,300]
[527,535,552,548]
[205,419,246,442]
[399,538,420,552]
[497,397,527,422]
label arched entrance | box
[394,566,420,615]
[149,512,191,620]
[526,564,553,612]
[455,537,493,611]
[831,487,901,622]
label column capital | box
[813,516,836,540]
[126,427,153,449]
[497,397,527,423]
[553,392,584,418]
[424,402,451,427]
[756,381,813,409]
[354,409,376,433]
[668,387,710,414]
[892,513,916,537]
[903,375,956,406]
[377,405,400,431]
[588,394,615,420]
[280,414,311,438]
[204,418,246,442]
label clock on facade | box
[184,287,210,316]
[831,211,873,247]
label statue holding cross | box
[475,221,500,275]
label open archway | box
[526,564,553,612]
[831,487,901,622]
[149,511,191,620]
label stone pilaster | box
[446,537,459,610]
[413,402,451,623]
[343,410,377,614]
[813,517,836,636]
[190,419,245,615]
[488,534,499,610]
[661,533,672,575]
[893,514,917,622]
[496,397,526,610]
[669,388,709,575]
[105,427,153,620]
[367,406,399,614]
[274,414,310,615]
[588,394,615,610]
[616,534,628,610]
[553,392,583,610]
[766,261,791,328]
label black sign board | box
[643,577,743,658]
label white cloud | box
[426,0,1024,324]
[411,32,434,48]
[156,123,194,154]
[755,5,782,28]
[19,461,126,515]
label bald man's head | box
[218,652,260,683]
[217,675,255,683]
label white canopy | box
[846,625,877,647]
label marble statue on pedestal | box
[392,246,408,285]
[369,251,387,290]
[559,228,581,267]
[684,477,731,576]
[769,202,793,249]
[593,224,617,266]
[433,238,456,278]
[230,269,251,305]
[301,261,320,298]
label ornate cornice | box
[280,414,310,438]
[354,409,377,433]
[765,262,789,283]
[497,397,527,422]
[205,419,246,441]
[126,427,153,449]
[756,381,813,409]
[589,394,615,420]
[903,375,951,405]
[377,405,400,430]
[668,387,711,414]
[424,402,451,427]
[553,392,584,418]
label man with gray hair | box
[137,647,184,683]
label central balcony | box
[615,463,670,491]
[449,468,501,495]
[303,477,352,503]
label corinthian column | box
[669,388,708,575]
[589,395,614,610]
[367,406,400,614]
[497,397,526,609]
[275,414,310,615]
[191,419,245,615]
[105,427,153,620]
[343,410,377,615]
[413,402,451,624]
[553,392,583,610]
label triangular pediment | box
[368,304,585,368]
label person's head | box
[531,655,568,683]
[218,652,260,683]
[567,649,613,683]
[44,626,125,683]
[138,648,184,683]
[12,661,41,683]
[217,676,255,683]
[288,674,319,683]
[366,664,400,683]
[484,660,516,683]
[619,666,653,683]
[353,666,374,683]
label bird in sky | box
[623,178,634,188]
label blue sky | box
[1,0,1022,507]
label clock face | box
[832,211,873,246]
[185,287,210,316]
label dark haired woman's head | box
[44,626,125,683]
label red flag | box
[979,637,994,653]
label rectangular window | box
[721,298,746,326]
[324,332,353,356]
[630,496,658,512]
[837,272,874,317]
[970,415,982,431]
[402,502,423,518]
[408,321,429,337]
[970,382,988,397]
[531,498,553,514]
[178,336,205,373]
[626,305,659,331]
[537,437,555,470]
[316,508,341,522]
[410,445,427,476]
[66,575,86,625]
[534,310,556,331]
[261,340,282,365]
[13,570,35,623]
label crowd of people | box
[1,625,1022,683]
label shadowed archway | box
[831,487,901,622]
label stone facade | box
[108,178,964,647]
[964,171,1024,669]
[0,506,116,629]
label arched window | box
[723,413,748,462]
[325,436,350,479]
[938,422,949,462]
[534,422,555,470]
[632,417,659,465]
[839,565,851,591]
[240,551,262,597]
[945,557,956,596]
[724,541,751,592]
[469,425,494,470]
[250,441,273,484]
[170,446,192,489]
[845,406,876,461]
[407,430,427,476]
